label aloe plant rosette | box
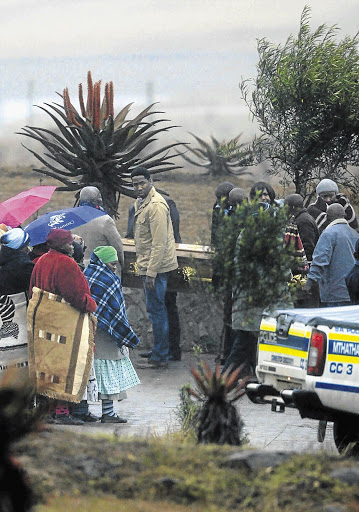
[189,360,248,445]
[19,71,183,217]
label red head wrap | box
[46,229,73,250]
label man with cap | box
[308,178,358,234]
[216,187,248,363]
[131,167,178,369]
[29,228,97,424]
[228,188,247,209]
[304,204,359,307]
[284,193,319,264]
[73,186,124,270]
[0,227,34,295]
[210,182,235,362]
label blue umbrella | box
[24,206,107,246]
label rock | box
[330,467,359,485]
[125,305,143,322]
[198,322,208,339]
[222,450,294,471]
[322,504,347,512]
[122,287,223,352]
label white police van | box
[246,305,359,452]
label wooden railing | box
[121,238,213,292]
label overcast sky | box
[1,0,358,59]
[1,0,358,164]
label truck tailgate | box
[257,313,310,390]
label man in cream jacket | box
[131,167,178,369]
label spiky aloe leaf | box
[178,132,254,177]
[190,367,211,396]
[113,102,134,130]
[188,389,203,401]
[19,71,184,217]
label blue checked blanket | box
[84,253,140,349]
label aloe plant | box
[19,71,183,217]
[179,133,253,177]
[189,360,248,445]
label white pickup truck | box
[246,305,359,453]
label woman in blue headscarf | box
[0,228,34,295]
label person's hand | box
[303,278,319,296]
[145,276,155,290]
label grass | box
[34,496,202,512]
[0,166,266,244]
[13,429,359,512]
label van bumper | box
[290,390,357,422]
[246,382,296,410]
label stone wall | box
[123,286,223,353]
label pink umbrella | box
[0,185,57,228]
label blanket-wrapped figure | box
[0,227,34,382]
[27,229,97,425]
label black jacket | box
[346,263,359,305]
[0,247,34,295]
[295,208,319,262]
[211,203,233,247]
[308,194,358,234]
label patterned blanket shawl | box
[284,220,309,275]
[0,292,28,380]
[27,287,96,403]
[84,253,140,349]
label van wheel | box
[333,418,359,454]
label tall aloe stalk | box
[19,71,183,217]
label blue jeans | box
[142,273,169,363]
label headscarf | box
[93,246,118,264]
[0,228,30,250]
[84,253,140,349]
[46,229,73,250]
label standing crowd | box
[0,170,359,424]
[0,166,179,424]
[211,178,359,375]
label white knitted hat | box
[316,179,338,195]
